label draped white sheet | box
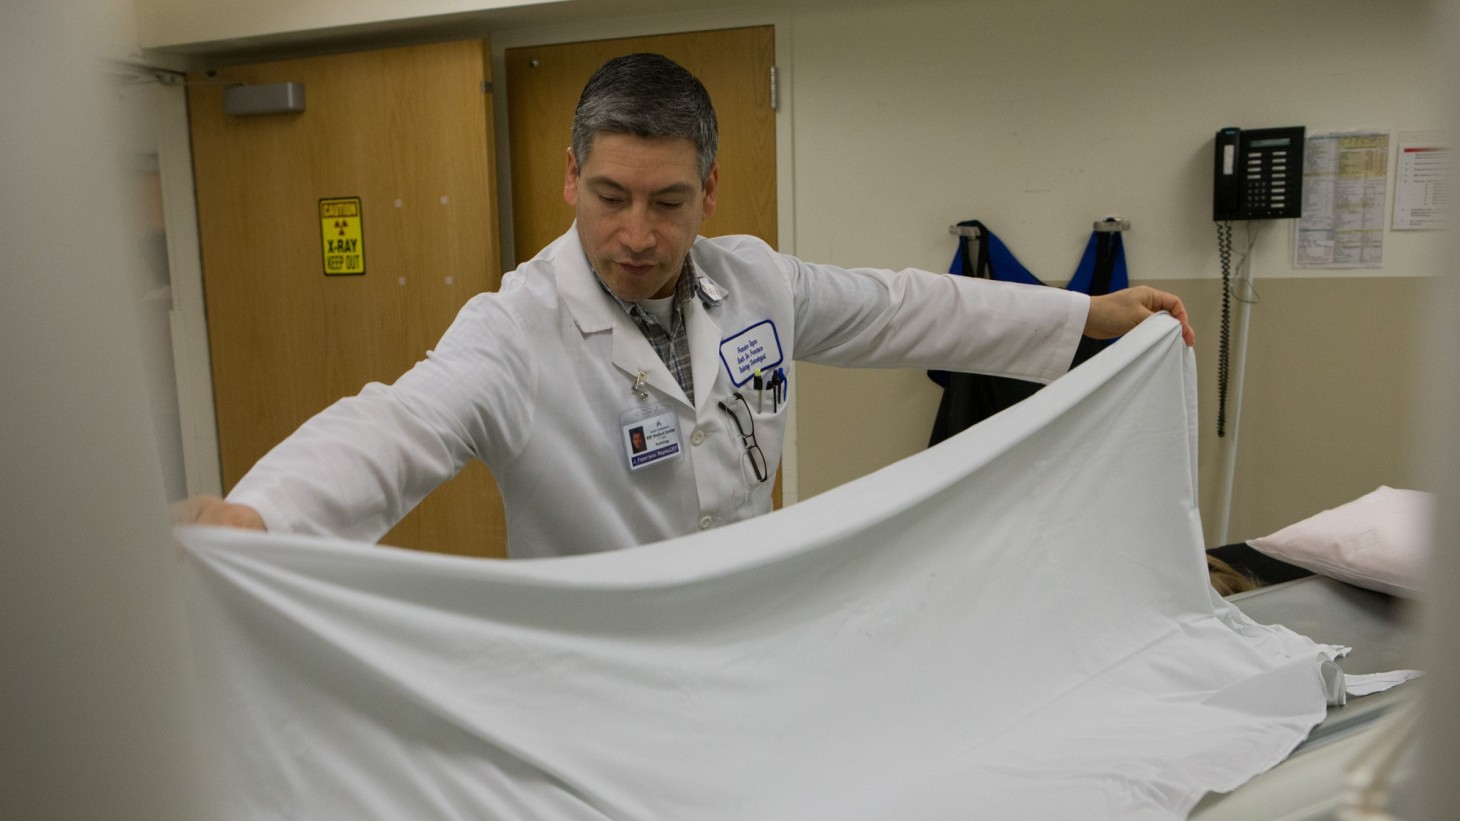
[179,316,1336,820]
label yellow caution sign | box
[319,197,365,276]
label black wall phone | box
[1211,125,1305,437]
[1213,126,1305,221]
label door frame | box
[155,75,223,497]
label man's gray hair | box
[571,53,719,183]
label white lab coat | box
[228,227,1089,558]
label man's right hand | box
[171,496,266,530]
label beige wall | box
[797,273,1434,547]
[785,0,1447,546]
[1166,275,1429,544]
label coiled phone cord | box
[1216,221,1234,437]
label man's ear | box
[563,147,580,206]
[701,163,719,221]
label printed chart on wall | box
[1393,132,1451,231]
[1295,131,1389,269]
[320,197,365,276]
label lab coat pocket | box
[717,390,777,505]
[743,389,786,493]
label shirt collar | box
[588,253,727,314]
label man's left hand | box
[1085,286,1195,347]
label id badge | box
[619,403,684,471]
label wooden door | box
[188,40,508,557]
[505,26,782,504]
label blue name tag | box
[719,320,784,387]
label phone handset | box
[1213,127,1244,221]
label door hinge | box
[770,66,779,111]
[481,80,493,94]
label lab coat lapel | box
[611,316,687,407]
[685,295,724,416]
[553,226,689,409]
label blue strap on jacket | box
[949,218,1129,292]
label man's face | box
[564,133,718,302]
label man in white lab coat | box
[179,53,1193,557]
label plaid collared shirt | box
[595,257,724,406]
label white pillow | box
[1247,486,1432,598]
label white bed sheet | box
[178,315,1337,820]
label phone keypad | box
[1243,148,1300,218]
